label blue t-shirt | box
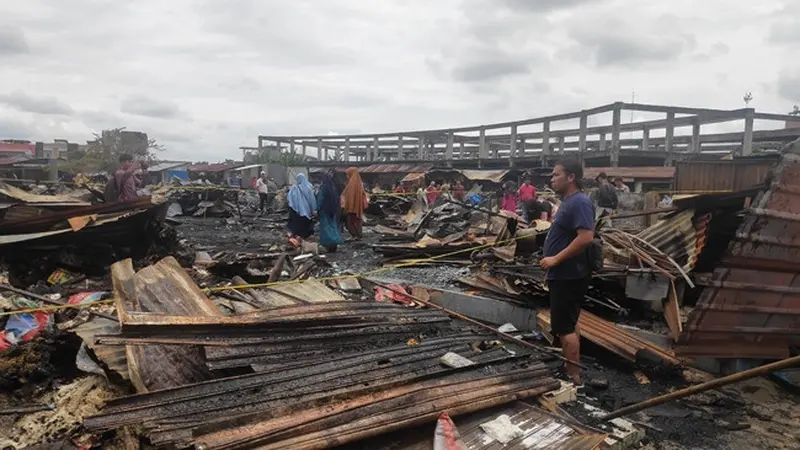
[542,192,595,280]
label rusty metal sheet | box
[459,169,510,183]
[359,163,435,174]
[675,159,775,192]
[72,317,129,381]
[111,256,223,392]
[584,166,675,181]
[636,210,710,272]
[0,181,90,205]
[678,149,800,358]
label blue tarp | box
[167,169,189,181]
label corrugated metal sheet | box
[636,209,711,272]
[111,256,221,392]
[584,166,675,181]
[187,163,241,173]
[0,182,90,205]
[147,161,190,172]
[360,163,435,173]
[401,172,426,183]
[358,401,607,449]
[72,317,129,381]
[675,159,776,192]
[677,148,800,359]
[460,169,510,182]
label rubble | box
[3,152,800,450]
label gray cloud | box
[451,54,530,83]
[0,26,29,57]
[500,0,604,12]
[120,95,183,119]
[768,2,800,45]
[0,90,74,115]
[778,69,800,103]
[564,16,697,68]
[0,117,38,140]
[0,1,797,161]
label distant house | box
[147,161,191,184]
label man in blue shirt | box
[539,159,595,385]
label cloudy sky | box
[1,0,798,161]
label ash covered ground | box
[1,211,798,449]
[170,213,800,450]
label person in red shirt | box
[518,178,537,222]
[453,181,466,201]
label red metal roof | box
[677,147,800,359]
[0,143,35,155]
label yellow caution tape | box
[0,299,115,317]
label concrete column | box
[478,127,487,159]
[459,141,465,159]
[344,137,351,161]
[397,135,404,160]
[742,108,754,156]
[578,113,588,154]
[316,139,322,160]
[520,138,526,156]
[290,140,296,155]
[541,121,550,157]
[325,147,331,161]
[509,125,517,165]
[373,137,380,161]
[611,103,621,167]
[417,136,425,159]
[641,127,650,151]
[492,142,499,159]
[665,111,675,155]
[691,120,701,153]
[446,132,454,160]
[366,144,372,162]
[558,136,565,153]
[599,133,606,151]
[335,146,341,161]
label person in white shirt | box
[255,172,270,214]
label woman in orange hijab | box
[341,167,368,238]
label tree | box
[789,105,800,116]
[63,127,164,174]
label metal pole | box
[600,355,800,422]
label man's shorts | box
[548,278,590,336]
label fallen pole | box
[363,278,588,370]
[600,354,800,422]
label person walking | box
[518,178,537,222]
[595,172,618,227]
[453,180,466,201]
[266,176,278,208]
[539,159,595,386]
[287,173,317,241]
[317,173,344,252]
[341,167,368,239]
[501,182,517,214]
[255,172,270,214]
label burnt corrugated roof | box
[584,166,675,180]
[677,146,800,359]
